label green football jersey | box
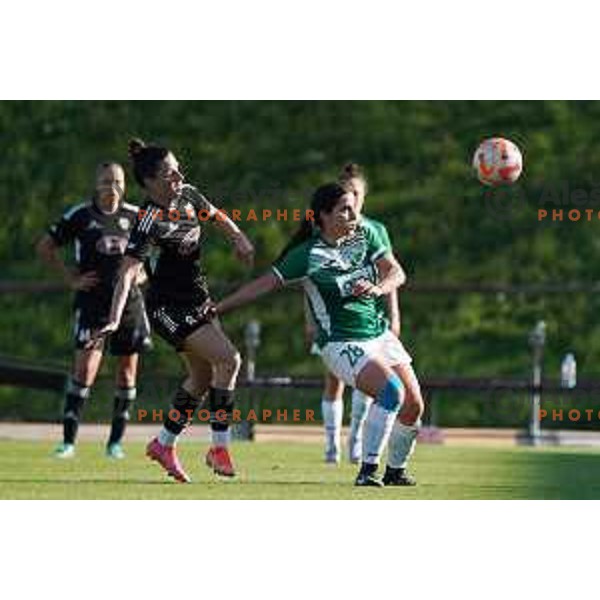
[272,222,391,347]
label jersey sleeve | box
[125,206,157,261]
[47,204,84,246]
[362,221,388,263]
[373,221,392,253]
[271,242,309,284]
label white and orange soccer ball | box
[473,137,523,186]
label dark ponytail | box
[339,162,368,194]
[277,182,350,260]
[128,137,170,188]
[277,219,314,261]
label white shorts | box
[321,330,412,388]
[310,342,322,357]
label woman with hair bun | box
[92,138,254,483]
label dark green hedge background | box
[2,101,599,425]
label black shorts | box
[148,301,211,352]
[73,295,152,355]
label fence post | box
[245,320,261,382]
[528,320,546,446]
[241,320,261,441]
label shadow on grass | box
[513,448,600,499]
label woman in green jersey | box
[209,181,424,487]
[305,164,423,486]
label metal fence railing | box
[3,354,600,441]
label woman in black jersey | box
[37,162,151,459]
[93,138,254,483]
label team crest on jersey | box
[339,239,366,268]
[117,217,131,231]
[96,235,128,256]
[335,266,375,298]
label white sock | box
[322,398,343,455]
[387,420,420,469]
[363,403,398,465]
[350,389,372,445]
[211,429,230,447]
[158,427,178,447]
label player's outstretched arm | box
[216,271,281,316]
[87,256,141,346]
[212,214,255,267]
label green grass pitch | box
[1,440,600,499]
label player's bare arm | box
[352,255,406,297]
[386,288,401,337]
[212,213,255,267]
[90,255,141,340]
[36,234,99,291]
[215,271,281,316]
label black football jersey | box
[48,199,142,305]
[126,184,217,305]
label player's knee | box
[186,377,209,399]
[376,374,405,412]
[64,379,90,421]
[325,373,344,399]
[116,369,136,389]
[399,393,424,424]
[216,348,242,378]
[118,355,138,381]
[114,387,137,420]
[72,365,96,387]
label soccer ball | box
[473,137,523,186]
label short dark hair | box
[128,137,170,187]
[95,161,123,178]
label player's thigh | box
[72,348,104,386]
[355,358,398,399]
[182,319,240,366]
[324,370,345,400]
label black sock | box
[108,387,136,446]
[385,465,404,474]
[360,462,378,476]
[208,387,234,432]
[164,386,202,435]
[63,379,90,445]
